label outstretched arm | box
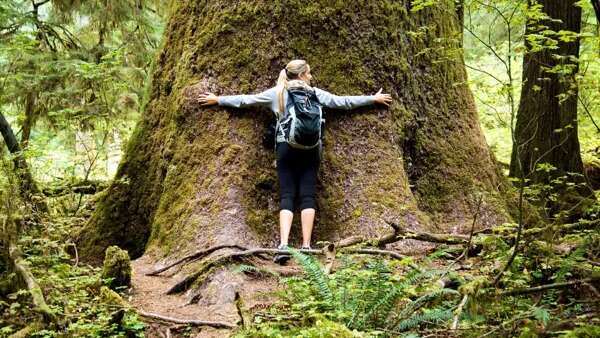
[198,88,276,108]
[314,88,392,109]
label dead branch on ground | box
[499,277,599,296]
[5,217,56,323]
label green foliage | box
[0,0,165,183]
[233,264,280,278]
[289,248,334,306]
[0,217,145,337]
[243,254,460,337]
[465,0,600,167]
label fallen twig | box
[337,221,469,248]
[499,278,598,296]
[138,310,236,329]
[451,294,469,330]
[385,221,469,245]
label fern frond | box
[233,264,279,277]
[395,308,453,331]
[289,248,334,306]
[396,288,459,321]
[360,283,405,328]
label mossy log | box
[4,218,56,323]
[79,1,511,264]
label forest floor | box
[1,197,598,338]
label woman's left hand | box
[374,88,392,106]
[198,92,218,106]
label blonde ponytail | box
[277,69,288,114]
[276,59,309,114]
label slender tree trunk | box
[78,1,511,262]
[592,0,600,26]
[510,0,592,203]
[0,111,48,213]
[20,92,37,149]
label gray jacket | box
[218,86,376,143]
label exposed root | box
[138,310,236,329]
[146,244,248,276]
[8,322,44,338]
[166,248,319,294]
[167,245,423,294]
[161,222,479,295]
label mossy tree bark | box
[0,111,47,214]
[79,1,510,262]
[509,0,593,204]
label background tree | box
[78,0,512,262]
[0,0,164,188]
[509,0,594,213]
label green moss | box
[99,286,129,308]
[101,246,131,289]
[82,0,511,262]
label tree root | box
[323,243,336,274]
[166,248,320,294]
[161,222,476,294]
[8,322,44,338]
[167,246,422,294]
[138,310,236,329]
[146,244,248,276]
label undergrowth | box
[0,215,146,337]
[235,210,600,337]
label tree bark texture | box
[79,1,510,262]
[510,0,589,191]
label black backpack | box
[276,88,323,149]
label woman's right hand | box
[198,92,218,106]
[374,88,392,106]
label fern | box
[289,248,334,306]
[346,260,393,328]
[358,282,405,329]
[233,264,279,277]
[395,288,459,321]
[395,308,453,331]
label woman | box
[198,60,392,263]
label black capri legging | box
[276,142,320,211]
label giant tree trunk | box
[79,1,510,262]
[509,0,592,205]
